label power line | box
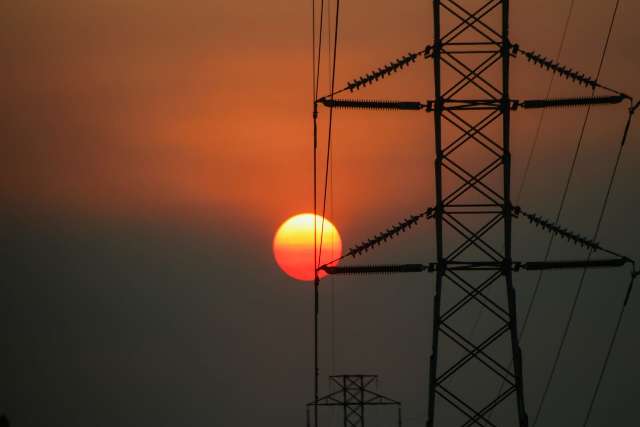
[326,0,338,383]
[314,0,325,100]
[519,0,581,342]
[582,106,638,425]
[311,3,325,426]
[314,3,339,425]
[317,0,340,266]
[583,269,637,426]
[312,0,315,99]
[487,2,577,417]
[515,0,575,206]
[533,2,623,424]
[307,2,637,425]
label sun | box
[273,213,343,281]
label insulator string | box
[513,45,630,96]
[319,98,427,111]
[345,48,432,93]
[514,207,602,253]
[518,50,597,88]
[516,95,624,109]
[322,46,433,99]
[321,264,433,275]
[318,207,435,270]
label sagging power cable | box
[581,101,638,426]
[582,264,638,426]
[533,1,629,422]
[515,0,576,206]
[317,0,340,267]
[311,2,327,426]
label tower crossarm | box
[307,375,402,427]
[318,95,625,112]
[321,260,630,276]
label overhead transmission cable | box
[582,101,639,427]
[311,2,325,427]
[517,0,577,341]
[582,266,638,426]
[515,0,575,206]
[325,0,338,385]
[315,3,340,426]
[533,1,624,425]
[486,3,578,418]
[317,0,340,267]
[312,0,316,100]
[314,0,325,100]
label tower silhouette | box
[310,1,637,426]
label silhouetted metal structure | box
[311,0,638,426]
[426,1,528,425]
[307,375,401,427]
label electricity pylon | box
[307,375,401,427]
[426,1,526,425]
[312,0,635,426]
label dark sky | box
[2,1,640,426]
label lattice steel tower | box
[313,0,635,426]
[307,375,402,427]
[427,1,525,425]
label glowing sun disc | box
[273,213,343,281]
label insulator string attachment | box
[515,95,624,110]
[513,44,598,89]
[347,208,435,259]
[513,206,600,251]
[322,45,433,98]
[519,258,627,271]
[513,206,630,260]
[321,264,433,275]
[346,46,433,92]
[319,98,426,111]
[511,44,629,98]
[317,207,435,270]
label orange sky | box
[3,2,640,426]
[3,0,640,242]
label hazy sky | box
[2,1,640,426]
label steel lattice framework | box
[310,0,637,426]
[427,1,527,425]
[307,375,401,427]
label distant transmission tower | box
[311,1,638,426]
[307,375,401,427]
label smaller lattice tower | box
[307,375,402,427]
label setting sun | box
[273,213,342,281]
